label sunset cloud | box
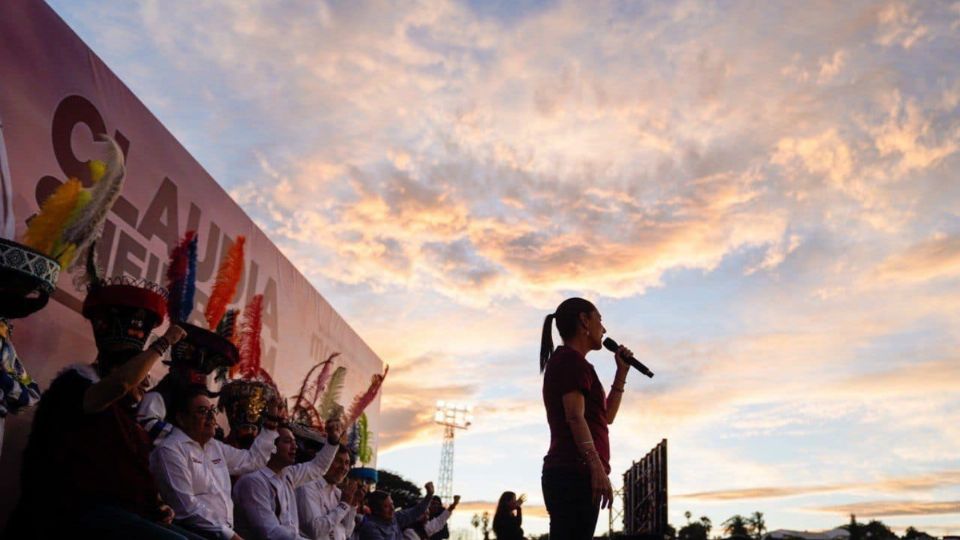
[44,0,960,534]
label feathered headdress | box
[164,231,241,375]
[345,365,389,427]
[317,366,347,422]
[290,352,340,430]
[166,231,198,323]
[205,236,245,331]
[58,136,125,272]
[230,294,276,388]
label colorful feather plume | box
[22,178,82,255]
[308,352,340,406]
[233,294,264,379]
[357,412,373,465]
[345,365,389,427]
[317,366,347,422]
[204,236,245,330]
[166,231,198,323]
[61,135,126,271]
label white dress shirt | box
[401,510,450,540]
[296,476,357,540]
[150,425,279,539]
[233,442,339,540]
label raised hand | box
[164,324,187,345]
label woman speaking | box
[540,297,632,540]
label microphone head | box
[602,337,619,352]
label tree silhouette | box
[903,526,933,540]
[678,514,712,540]
[723,515,750,538]
[749,511,766,539]
[375,470,422,510]
[842,514,863,540]
[863,520,897,540]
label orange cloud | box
[811,500,960,517]
[678,471,960,501]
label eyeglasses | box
[193,406,216,417]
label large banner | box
[0,0,384,523]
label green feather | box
[317,367,347,421]
[358,412,372,464]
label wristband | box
[610,385,625,393]
[149,337,171,356]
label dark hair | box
[539,297,597,372]
[170,385,211,426]
[366,490,391,513]
[493,491,520,537]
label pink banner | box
[0,0,383,523]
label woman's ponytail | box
[540,313,555,373]
[540,297,598,373]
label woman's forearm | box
[605,367,629,423]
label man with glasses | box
[150,386,282,540]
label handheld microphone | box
[603,337,654,378]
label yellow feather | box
[57,244,77,267]
[89,159,106,183]
[51,189,92,257]
[22,179,82,255]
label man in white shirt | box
[233,424,342,540]
[150,386,282,540]
[296,444,360,540]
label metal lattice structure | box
[623,439,668,536]
[437,424,456,504]
[434,401,473,504]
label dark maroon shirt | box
[542,346,610,474]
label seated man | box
[295,444,361,540]
[403,495,460,540]
[8,270,196,539]
[356,482,436,540]
[233,424,343,540]
[151,386,282,540]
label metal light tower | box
[434,400,473,504]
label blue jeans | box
[542,466,600,540]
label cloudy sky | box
[47,0,960,536]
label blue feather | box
[181,234,199,321]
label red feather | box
[233,294,263,379]
[345,365,389,426]
[204,236,245,331]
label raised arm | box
[396,482,435,529]
[84,325,185,413]
[562,391,612,509]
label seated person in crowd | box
[150,386,282,540]
[233,423,344,540]
[8,270,197,539]
[295,444,362,540]
[403,495,460,540]
[356,482,436,540]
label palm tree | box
[471,513,481,540]
[749,511,766,540]
[723,515,750,538]
[700,516,712,536]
